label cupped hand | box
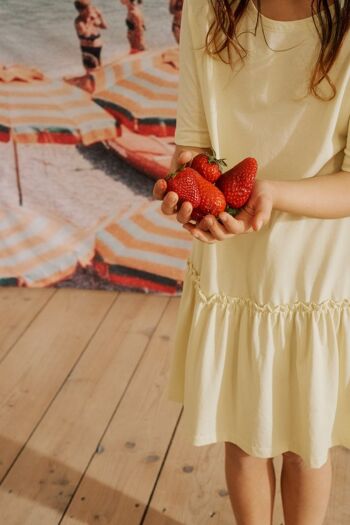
[183,179,275,243]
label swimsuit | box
[80,45,102,66]
[125,19,135,31]
[78,33,101,41]
[125,12,146,51]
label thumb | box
[177,150,193,166]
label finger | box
[250,196,273,231]
[177,150,193,166]
[198,215,228,241]
[218,211,252,234]
[252,206,271,231]
[183,223,217,243]
[161,191,179,215]
[176,201,193,224]
[153,178,167,200]
[242,204,255,217]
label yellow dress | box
[167,0,350,469]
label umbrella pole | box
[13,141,23,206]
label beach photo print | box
[0,0,188,293]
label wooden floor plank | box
[0,292,168,525]
[0,287,55,362]
[142,414,233,525]
[60,297,182,525]
[0,288,116,481]
[325,447,350,525]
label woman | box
[74,0,107,71]
[154,1,350,524]
[169,0,183,44]
[120,0,146,54]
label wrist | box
[264,179,282,210]
[255,178,277,209]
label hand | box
[152,150,195,224]
[183,179,275,243]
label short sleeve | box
[341,119,350,171]
[174,0,211,148]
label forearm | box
[270,170,350,219]
[99,17,107,29]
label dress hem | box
[188,431,349,469]
[167,396,349,469]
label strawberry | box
[191,149,227,183]
[216,157,258,209]
[165,165,201,208]
[191,171,226,221]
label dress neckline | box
[246,0,336,32]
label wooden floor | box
[0,287,349,525]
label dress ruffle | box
[167,259,350,469]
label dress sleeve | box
[174,0,211,148]
[341,119,350,171]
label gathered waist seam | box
[186,259,350,314]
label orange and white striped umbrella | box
[92,47,178,137]
[0,205,98,288]
[95,199,192,283]
[0,77,119,146]
[0,73,119,206]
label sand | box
[0,141,154,232]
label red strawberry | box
[191,171,226,221]
[191,149,227,183]
[216,157,258,209]
[165,166,201,208]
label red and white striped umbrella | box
[95,199,192,283]
[0,70,119,205]
[92,47,179,137]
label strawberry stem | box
[165,162,188,180]
[208,148,227,168]
[226,206,240,217]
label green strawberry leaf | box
[226,206,241,217]
[165,162,189,180]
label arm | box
[95,8,108,29]
[268,170,350,219]
[184,169,350,243]
[169,1,176,15]
[75,19,85,36]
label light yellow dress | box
[167,0,350,469]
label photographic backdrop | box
[0,0,190,294]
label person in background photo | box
[74,0,107,72]
[169,0,183,44]
[120,0,146,54]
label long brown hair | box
[205,1,350,100]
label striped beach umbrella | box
[0,205,99,288]
[0,72,119,205]
[95,199,192,283]
[91,47,179,137]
